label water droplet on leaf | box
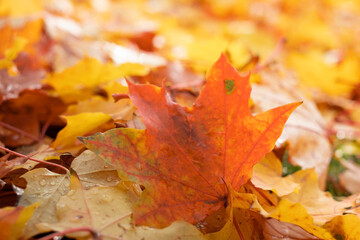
[39,179,46,186]
[102,194,113,203]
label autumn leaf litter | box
[1,1,360,240]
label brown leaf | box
[19,168,70,239]
[0,89,66,147]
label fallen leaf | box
[42,57,149,103]
[0,37,27,74]
[283,169,360,224]
[123,221,205,240]
[81,54,300,227]
[65,96,134,121]
[70,150,121,189]
[37,173,121,239]
[0,64,45,101]
[286,49,360,97]
[262,218,320,240]
[134,61,204,90]
[104,42,167,67]
[19,168,70,238]
[0,207,23,240]
[38,172,203,240]
[269,199,334,239]
[0,203,38,240]
[0,18,43,55]
[0,0,43,17]
[0,19,47,94]
[0,156,27,179]
[52,112,112,152]
[323,214,360,240]
[0,89,66,147]
[251,152,299,197]
[251,65,332,188]
[205,188,265,240]
[206,208,264,240]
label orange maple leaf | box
[81,54,300,228]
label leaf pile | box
[1,0,360,239]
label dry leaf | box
[0,203,38,240]
[38,173,204,240]
[252,65,332,188]
[323,214,360,240]
[19,168,70,238]
[251,152,299,197]
[52,112,112,152]
[269,199,334,239]
[65,96,134,121]
[283,169,360,224]
[70,150,121,189]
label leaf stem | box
[0,121,40,142]
[112,93,129,102]
[40,115,54,139]
[0,145,68,173]
[233,214,245,240]
[98,212,132,232]
[37,226,98,240]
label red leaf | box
[81,54,300,228]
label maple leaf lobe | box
[81,53,300,228]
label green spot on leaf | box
[224,79,235,95]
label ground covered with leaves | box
[1,0,360,239]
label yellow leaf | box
[52,112,112,150]
[70,150,121,189]
[227,32,277,70]
[206,187,265,240]
[270,199,334,240]
[206,208,263,240]
[43,58,148,103]
[280,12,336,48]
[286,49,360,96]
[0,0,43,17]
[283,169,360,225]
[251,152,300,196]
[158,21,228,72]
[0,207,24,240]
[102,79,129,96]
[19,168,70,238]
[0,37,27,75]
[10,203,39,240]
[0,203,38,240]
[324,214,360,239]
[65,96,134,121]
[0,19,43,55]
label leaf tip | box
[294,101,303,108]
